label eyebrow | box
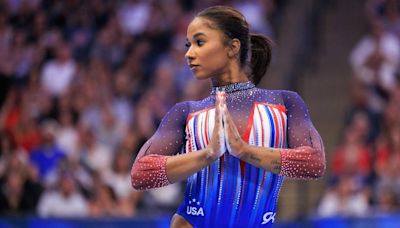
[186,32,206,41]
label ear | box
[228,38,241,58]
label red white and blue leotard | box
[131,82,325,227]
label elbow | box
[293,159,325,180]
[305,148,326,179]
[130,165,146,191]
[130,155,170,191]
[311,159,326,179]
[279,146,326,179]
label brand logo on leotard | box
[186,198,204,216]
[261,212,276,225]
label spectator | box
[373,186,399,214]
[234,0,275,37]
[77,125,112,177]
[0,169,42,216]
[332,111,372,179]
[37,172,88,218]
[30,120,66,185]
[117,0,151,36]
[0,149,43,216]
[55,110,79,160]
[40,42,77,97]
[103,149,134,200]
[349,18,400,113]
[95,103,126,152]
[0,170,31,215]
[374,125,400,203]
[317,174,370,217]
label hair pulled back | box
[197,6,273,85]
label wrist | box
[203,147,218,163]
[237,142,250,160]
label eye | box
[196,39,204,46]
[185,42,191,48]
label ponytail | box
[250,34,273,85]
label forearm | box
[279,146,325,179]
[239,144,325,179]
[131,149,214,190]
[238,144,281,174]
[166,149,214,183]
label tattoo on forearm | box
[271,160,281,165]
[250,155,261,163]
[272,166,281,172]
[270,160,281,173]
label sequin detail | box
[130,86,326,227]
[131,155,170,190]
[210,81,255,95]
[279,146,326,179]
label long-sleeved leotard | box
[131,82,325,227]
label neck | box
[210,81,255,95]
[212,62,249,86]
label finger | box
[215,92,220,110]
[214,93,221,127]
[219,91,226,108]
[223,116,232,153]
[215,101,220,121]
[222,103,240,137]
[216,91,226,121]
[222,106,228,133]
[222,105,234,138]
[222,104,230,135]
[222,103,232,128]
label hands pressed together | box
[206,90,248,160]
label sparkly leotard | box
[131,82,325,227]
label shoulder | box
[256,88,301,100]
[169,101,190,114]
[274,89,296,95]
[161,102,191,124]
[279,90,302,101]
[253,87,283,96]
[250,88,298,105]
[162,98,213,123]
[183,96,214,113]
[278,90,309,110]
[253,87,294,95]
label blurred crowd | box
[0,0,277,218]
[317,0,400,218]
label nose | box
[185,46,195,61]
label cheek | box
[201,48,228,71]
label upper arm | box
[134,102,189,161]
[283,91,324,152]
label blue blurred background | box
[0,0,400,227]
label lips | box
[189,64,199,70]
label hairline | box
[195,16,233,46]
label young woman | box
[131,6,325,228]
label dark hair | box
[197,6,273,85]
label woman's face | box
[185,17,230,80]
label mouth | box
[189,64,199,70]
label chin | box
[192,73,210,80]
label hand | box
[206,90,226,160]
[222,101,247,159]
